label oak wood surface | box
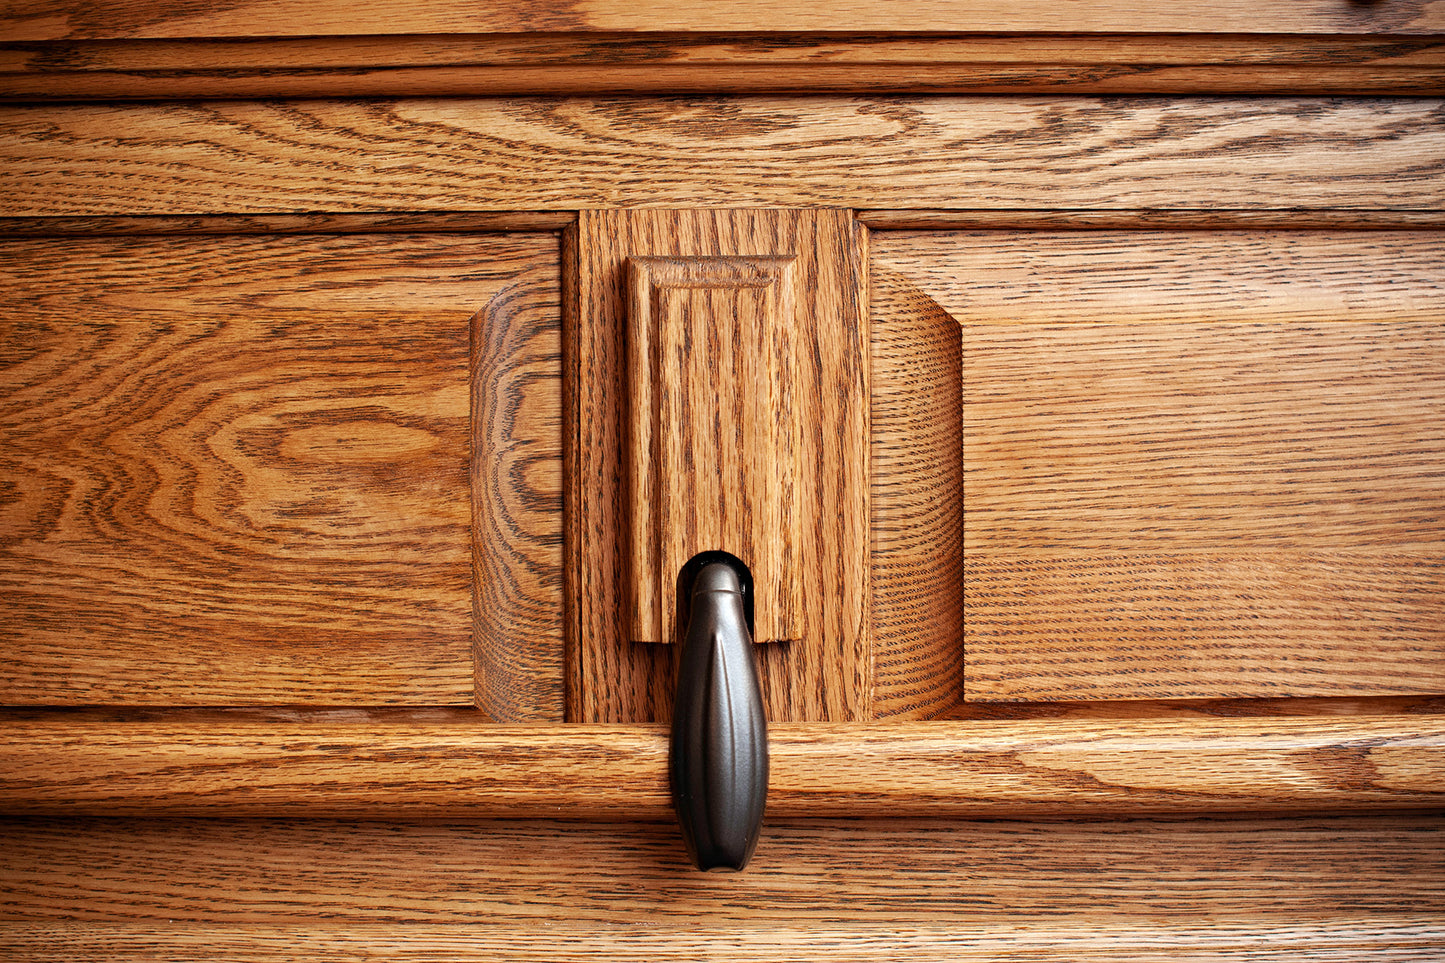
[472,239,565,720]
[4,1,1442,40]
[0,232,555,705]
[869,263,964,718]
[0,814,1441,960]
[3,98,1442,216]
[4,35,1442,99]
[570,209,869,723]
[626,256,802,646]
[0,212,577,236]
[2,715,1440,817]
[872,230,1445,702]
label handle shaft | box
[670,560,769,871]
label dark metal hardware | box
[670,558,769,871]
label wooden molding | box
[1,714,1441,818]
[626,255,802,646]
[3,35,1442,99]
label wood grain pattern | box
[860,209,1445,231]
[0,232,553,705]
[4,35,1442,99]
[4,1,1442,40]
[626,256,802,646]
[0,814,1441,959]
[0,212,577,236]
[1,716,1441,817]
[873,230,1445,703]
[2,98,1442,216]
[472,240,565,720]
[570,209,869,723]
[869,265,964,719]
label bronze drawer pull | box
[670,557,769,871]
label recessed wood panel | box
[0,232,559,705]
[872,230,1445,702]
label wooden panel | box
[570,209,868,723]
[626,256,801,645]
[2,714,1441,817]
[869,265,964,718]
[0,232,556,705]
[0,815,1442,959]
[472,243,565,720]
[4,36,1442,99]
[4,0,1442,40]
[872,230,1445,702]
[2,98,1443,215]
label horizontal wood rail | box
[2,34,1443,100]
[2,715,1441,818]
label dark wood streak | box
[2,35,1442,100]
[0,212,577,236]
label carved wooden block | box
[626,255,802,646]
[569,209,868,722]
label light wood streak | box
[2,98,1443,215]
[869,266,964,718]
[626,256,801,645]
[0,233,551,704]
[3,1,1442,40]
[472,240,565,720]
[570,210,869,723]
[3,35,1442,99]
[873,230,1445,702]
[0,717,1440,817]
[0,814,1440,960]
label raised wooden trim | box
[2,35,1442,99]
[0,212,576,237]
[569,209,869,723]
[859,209,1445,231]
[626,255,803,647]
[6,99,1443,215]
[5,4,1443,41]
[2,714,1440,818]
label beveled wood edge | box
[2,34,1441,100]
[2,711,1441,818]
[0,212,577,237]
[858,209,1445,230]
[8,210,1445,239]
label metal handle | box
[670,559,769,871]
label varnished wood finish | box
[869,265,964,719]
[3,99,1443,216]
[1,814,1441,959]
[0,212,576,236]
[570,210,869,723]
[0,232,552,705]
[2,715,1441,817]
[4,35,1442,99]
[873,230,1445,702]
[5,1,1443,40]
[472,240,565,720]
[626,256,802,646]
[860,209,1445,231]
